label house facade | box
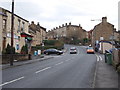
[86,30,93,45]
[29,21,46,46]
[92,17,116,47]
[47,22,87,43]
[0,7,30,53]
[40,25,47,45]
[0,12,2,54]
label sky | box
[0,0,119,31]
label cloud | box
[0,0,119,31]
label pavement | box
[1,48,67,70]
[1,55,54,70]
[94,53,119,88]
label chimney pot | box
[102,17,107,23]
[65,23,67,26]
[69,22,71,25]
[31,21,34,24]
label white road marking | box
[55,62,63,66]
[99,56,102,61]
[0,76,24,87]
[95,54,99,61]
[65,59,71,62]
[35,67,51,73]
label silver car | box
[70,47,77,54]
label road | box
[2,45,99,88]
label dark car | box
[44,49,63,55]
[70,47,77,54]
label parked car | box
[87,47,94,54]
[44,49,63,55]
[70,47,77,54]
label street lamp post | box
[10,0,14,66]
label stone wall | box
[1,54,29,64]
[113,49,120,64]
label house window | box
[17,19,21,33]
[21,22,25,32]
[16,44,19,50]
[3,19,6,30]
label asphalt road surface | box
[2,45,97,88]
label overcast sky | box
[0,0,119,31]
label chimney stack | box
[31,21,34,24]
[69,22,71,25]
[102,17,107,23]
[37,22,40,26]
[65,23,67,26]
[62,24,64,27]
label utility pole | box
[91,19,101,50]
[10,0,14,66]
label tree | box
[82,38,89,45]
[5,43,15,54]
[21,44,28,54]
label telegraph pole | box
[91,19,101,50]
[10,0,14,66]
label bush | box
[21,44,28,54]
[31,40,64,54]
[32,45,63,50]
[3,43,15,54]
[44,40,57,45]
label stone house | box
[47,22,87,43]
[29,21,46,46]
[0,7,30,53]
[40,25,47,44]
[86,30,93,45]
[92,17,116,47]
[113,31,120,41]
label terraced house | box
[29,21,47,46]
[47,22,87,44]
[0,7,30,53]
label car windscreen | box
[87,47,93,50]
[70,47,76,50]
